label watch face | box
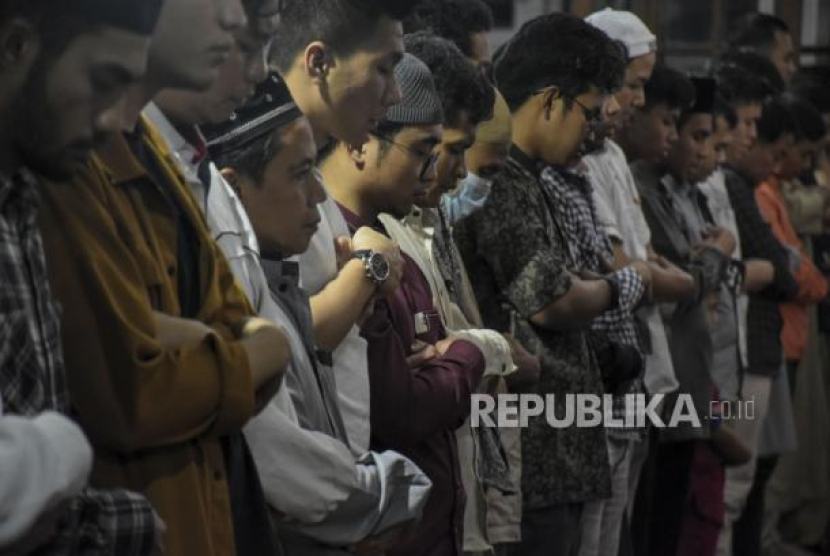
[368,253,391,282]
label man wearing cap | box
[320,49,486,556]
[580,12,700,556]
[138,3,287,554]
[0,1,167,554]
[36,0,294,554]
[377,37,529,556]
[206,73,433,555]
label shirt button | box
[214,471,223,481]
[278,284,288,293]
[167,265,176,277]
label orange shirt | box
[39,119,257,556]
[755,177,828,361]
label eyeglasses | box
[533,86,604,146]
[533,87,603,126]
[371,133,440,181]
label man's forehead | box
[79,27,148,70]
[399,125,442,144]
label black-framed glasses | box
[533,87,603,126]
[371,133,440,181]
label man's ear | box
[304,42,332,83]
[0,19,39,70]
[220,168,244,199]
[542,86,564,121]
[346,143,368,171]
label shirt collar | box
[337,201,380,235]
[722,164,757,188]
[509,144,544,177]
[96,122,155,186]
[261,257,301,290]
[402,205,440,230]
[144,103,207,168]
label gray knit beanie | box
[386,53,445,126]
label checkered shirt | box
[0,168,157,555]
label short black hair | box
[729,12,790,53]
[404,0,494,58]
[781,93,827,143]
[214,132,283,186]
[715,63,775,107]
[790,76,830,114]
[757,95,799,144]
[0,2,104,58]
[271,0,416,72]
[493,13,625,112]
[405,31,495,127]
[718,50,785,93]
[713,93,738,128]
[643,65,695,112]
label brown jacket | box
[38,118,257,556]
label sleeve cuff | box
[210,334,257,434]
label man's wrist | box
[352,249,391,287]
[602,275,621,310]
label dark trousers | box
[223,433,282,556]
[645,439,698,556]
[510,503,583,556]
[629,427,659,556]
[732,455,778,556]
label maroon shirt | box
[340,204,485,556]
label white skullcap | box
[586,8,657,59]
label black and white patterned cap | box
[203,73,303,161]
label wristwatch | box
[602,274,621,310]
[352,250,391,287]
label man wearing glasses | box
[454,14,652,556]
[378,33,543,556]
[319,52,486,556]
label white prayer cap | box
[586,8,657,59]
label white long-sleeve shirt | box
[0,410,92,546]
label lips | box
[304,217,321,231]
[209,43,234,65]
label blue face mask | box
[442,173,494,224]
[457,172,493,195]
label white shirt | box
[145,108,431,537]
[699,168,749,383]
[0,412,92,545]
[298,192,372,457]
[380,208,517,553]
[583,139,679,396]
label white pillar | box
[801,0,820,65]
